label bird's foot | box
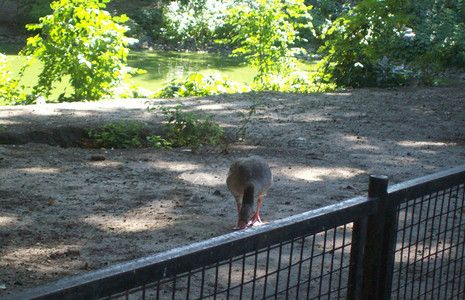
[247,221,263,227]
[248,214,262,227]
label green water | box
[1,45,257,101]
[129,50,257,91]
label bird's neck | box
[239,184,254,223]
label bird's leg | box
[248,196,263,226]
[236,200,242,213]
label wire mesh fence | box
[109,224,353,300]
[6,165,465,300]
[391,183,465,299]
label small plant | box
[234,100,264,141]
[146,135,172,149]
[87,121,170,149]
[153,102,224,151]
[155,73,250,98]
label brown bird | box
[226,156,272,230]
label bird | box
[226,156,272,230]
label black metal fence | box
[389,169,465,299]
[6,165,465,300]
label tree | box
[221,0,312,85]
[317,0,410,88]
[21,0,142,102]
[408,0,465,70]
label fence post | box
[347,214,368,300]
[359,175,397,300]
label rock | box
[90,155,106,161]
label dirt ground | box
[0,84,464,297]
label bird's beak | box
[237,220,248,230]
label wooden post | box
[347,215,368,300]
[360,175,392,299]
[377,182,398,300]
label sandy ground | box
[0,84,464,297]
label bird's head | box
[238,201,253,229]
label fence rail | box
[6,165,465,300]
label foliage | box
[21,0,144,102]
[221,0,313,84]
[87,120,171,149]
[260,70,336,93]
[317,0,411,88]
[163,106,223,150]
[305,0,353,44]
[9,0,463,97]
[0,53,29,104]
[155,73,250,98]
[22,0,54,25]
[162,0,234,47]
[127,6,164,40]
[407,0,465,70]
[2,0,54,30]
[150,102,224,151]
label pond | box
[129,50,257,91]
[1,45,257,101]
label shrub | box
[21,0,144,102]
[148,102,224,151]
[154,73,250,98]
[87,120,170,149]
